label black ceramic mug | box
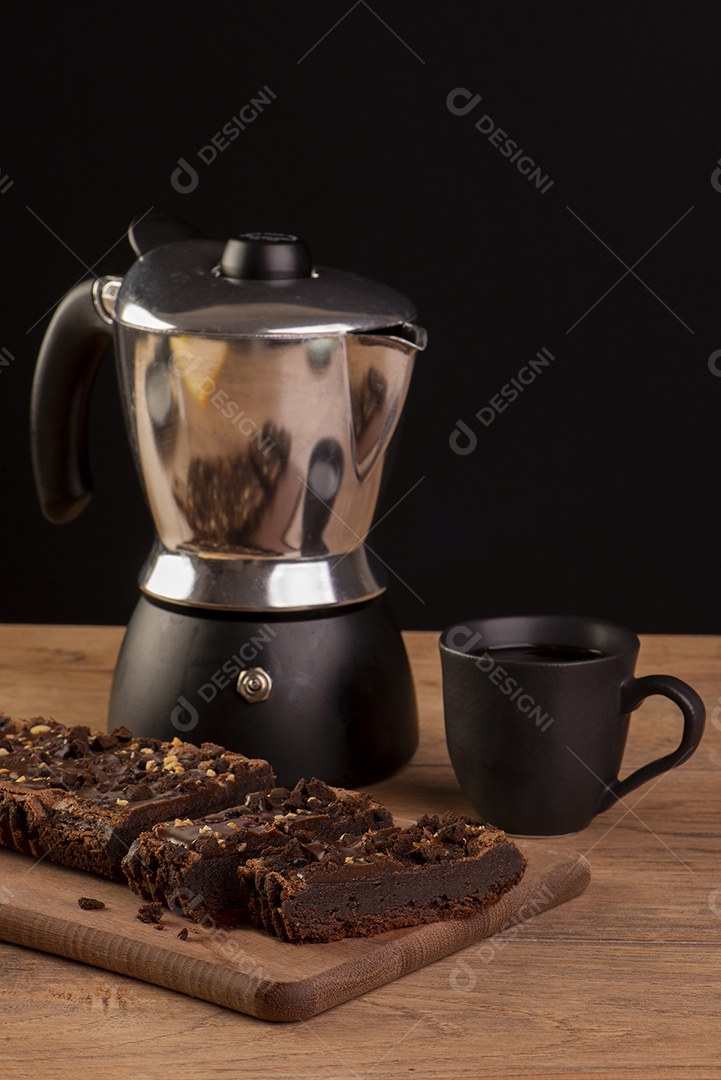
[439,615,706,835]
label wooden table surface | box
[0,626,719,1079]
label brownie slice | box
[121,777,393,923]
[239,812,527,943]
[0,716,274,879]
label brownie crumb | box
[137,902,163,924]
[110,725,134,742]
[78,896,105,910]
[177,927,189,940]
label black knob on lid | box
[220,232,313,280]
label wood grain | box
[0,846,588,1021]
[0,627,719,1078]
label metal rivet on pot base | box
[237,667,272,703]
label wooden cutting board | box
[0,846,589,1021]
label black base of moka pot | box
[108,593,418,788]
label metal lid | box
[113,237,420,339]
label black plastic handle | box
[600,674,706,809]
[30,280,113,524]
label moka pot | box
[31,214,427,786]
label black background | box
[2,2,720,633]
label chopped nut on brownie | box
[0,716,275,879]
[237,813,527,943]
[121,778,393,924]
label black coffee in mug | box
[483,644,606,663]
[440,615,706,836]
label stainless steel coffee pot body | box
[112,322,422,611]
[36,226,426,613]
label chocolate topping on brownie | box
[239,812,527,943]
[121,777,394,922]
[152,780,361,851]
[0,720,247,808]
[0,716,275,879]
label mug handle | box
[599,675,706,810]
